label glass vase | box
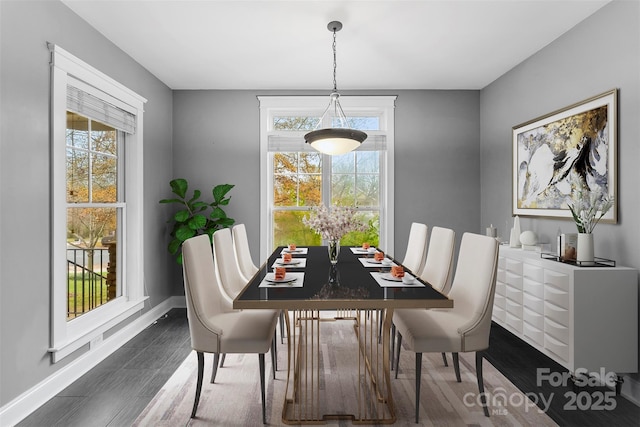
[328,239,340,265]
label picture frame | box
[512,89,617,222]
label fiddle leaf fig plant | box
[160,178,235,264]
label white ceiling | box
[61,0,610,90]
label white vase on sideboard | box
[576,233,594,263]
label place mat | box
[258,272,304,288]
[350,247,377,255]
[370,271,424,288]
[280,247,308,255]
[358,257,396,268]
[271,258,307,268]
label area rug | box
[133,316,558,426]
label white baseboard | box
[0,296,185,427]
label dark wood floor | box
[17,309,192,427]
[18,309,640,426]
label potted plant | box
[160,178,235,264]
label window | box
[258,96,396,261]
[49,44,147,362]
[66,112,123,320]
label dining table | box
[234,245,453,425]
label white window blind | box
[67,84,136,134]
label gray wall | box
[172,89,480,284]
[480,0,640,391]
[0,1,175,405]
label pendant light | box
[304,21,367,155]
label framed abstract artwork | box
[512,89,617,221]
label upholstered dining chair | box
[393,232,499,422]
[391,226,456,369]
[233,224,287,344]
[418,226,456,295]
[379,222,428,348]
[401,222,429,274]
[213,228,278,379]
[232,224,259,283]
[182,234,279,423]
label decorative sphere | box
[519,230,538,246]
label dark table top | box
[234,246,453,310]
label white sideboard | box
[493,246,638,375]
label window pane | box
[356,151,379,173]
[91,123,117,155]
[332,153,354,173]
[67,112,89,149]
[67,147,89,203]
[274,152,322,207]
[331,116,379,130]
[273,210,321,248]
[274,116,320,131]
[274,152,297,174]
[299,174,322,206]
[67,207,120,320]
[341,211,379,247]
[356,175,380,206]
[274,174,298,207]
[91,153,117,203]
[331,174,355,205]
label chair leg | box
[191,351,204,418]
[394,332,402,379]
[476,352,490,417]
[220,353,226,368]
[415,352,422,423]
[390,323,396,371]
[441,352,448,367]
[211,353,220,383]
[279,310,285,344]
[271,334,277,378]
[452,352,461,382]
[378,309,383,344]
[259,353,267,424]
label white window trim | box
[258,95,396,261]
[49,44,147,363]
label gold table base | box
[282,308,396,425]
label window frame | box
[49,44,147,363]
[258,95,396,261]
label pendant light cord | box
[332,28,338,92]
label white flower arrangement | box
[567,187,614,234]
[302,204,367,241]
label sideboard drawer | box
[523,306,544,330]
[496,282,506,297]
[523,292,544,315]
[505,285,523,305]
[544,269,569,292]
[523,321,544,346]
[523,278,544,300]
[544,317,570,345]
[505,271,523,290]
[523,263,544,283]
[545,284,570,310]
[545,333,570,364]
[505,311,522,333]
[545,301,570,328]
[505,297,522,318]
[506,258,523,275]
[494,294,505,311]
